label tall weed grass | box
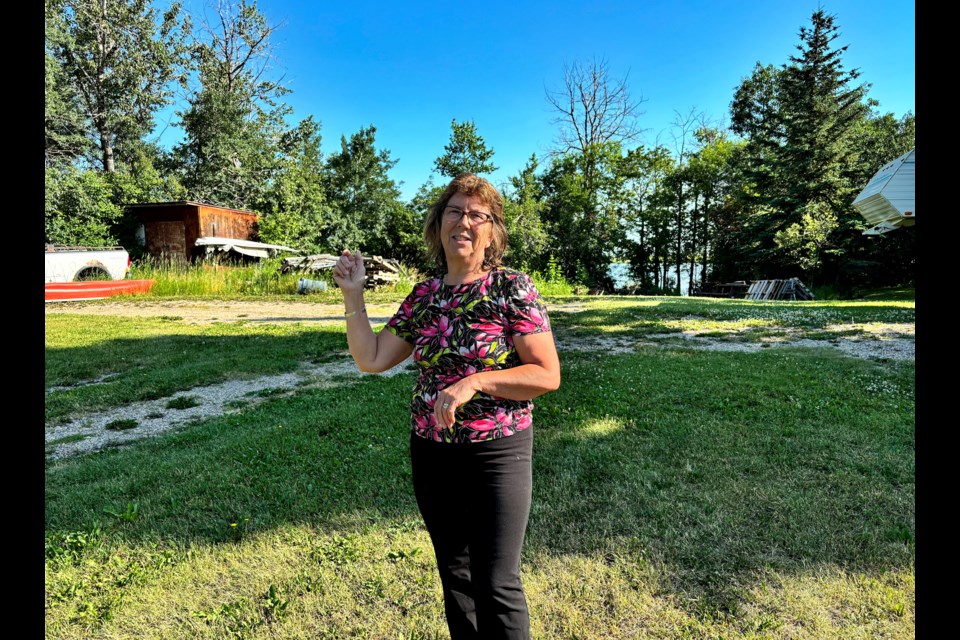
[130,256,424,300]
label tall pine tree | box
[730,9,871,279]
[433,119,498,178]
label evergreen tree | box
[730,9,872,279]
[433,119,498,178]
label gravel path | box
[45,299,914,461]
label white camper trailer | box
[852,149,915,236]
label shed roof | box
[125,201,259,216]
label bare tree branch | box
[545,57,647,154]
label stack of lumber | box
[280,254,401,288]
[744,278,815,300]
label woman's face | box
[440,192,494,271]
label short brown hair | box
[423,173,508,273]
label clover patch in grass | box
[166,396,201,410]
[105,418,139,431]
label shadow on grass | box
[44,320,350,423]
[45,324,915,619]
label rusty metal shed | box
[126,201,259,261]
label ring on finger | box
[442,402,450,409]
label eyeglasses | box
[442,207,492,225]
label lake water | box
[608,262,703,296]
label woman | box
[333,173,560,639]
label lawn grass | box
[45,293,914,639]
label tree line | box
[45,0,915,294]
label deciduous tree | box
[323,125,405,256]
[256,116,332,253]
[173,0,290,208]
[47,0,190,173]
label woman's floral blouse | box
[385,268,552,443]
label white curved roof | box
[852,149,915,235]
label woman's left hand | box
[434,376,482,430]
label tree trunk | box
[98,127,115,173]
[675,190,684,295]
[639,216,648,289]
[688,194,699,295]
[701,196,711,287]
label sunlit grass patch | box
[736,566,914,637]
[825,321,915,339]
[658,316,772,334]
[579,417,627,437]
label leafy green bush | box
[530,255,574,296]
[45,166,124,246]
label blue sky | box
[153,0,915,202]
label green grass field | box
[45,290,914,639]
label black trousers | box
[410,427,533,640]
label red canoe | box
[45,279,156,303]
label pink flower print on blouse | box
[515,413,532,431]
[419,314,454,348]
[439,365,476,386]
[470,321,504,336]
[414,280,440,298]
[384,268,552,443]
[464,407,514,433]
[414,412,437,433]
[458,342,493,365]
[438,296,461,313]
[512,320,537,334]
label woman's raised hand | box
[332,249,366,292]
